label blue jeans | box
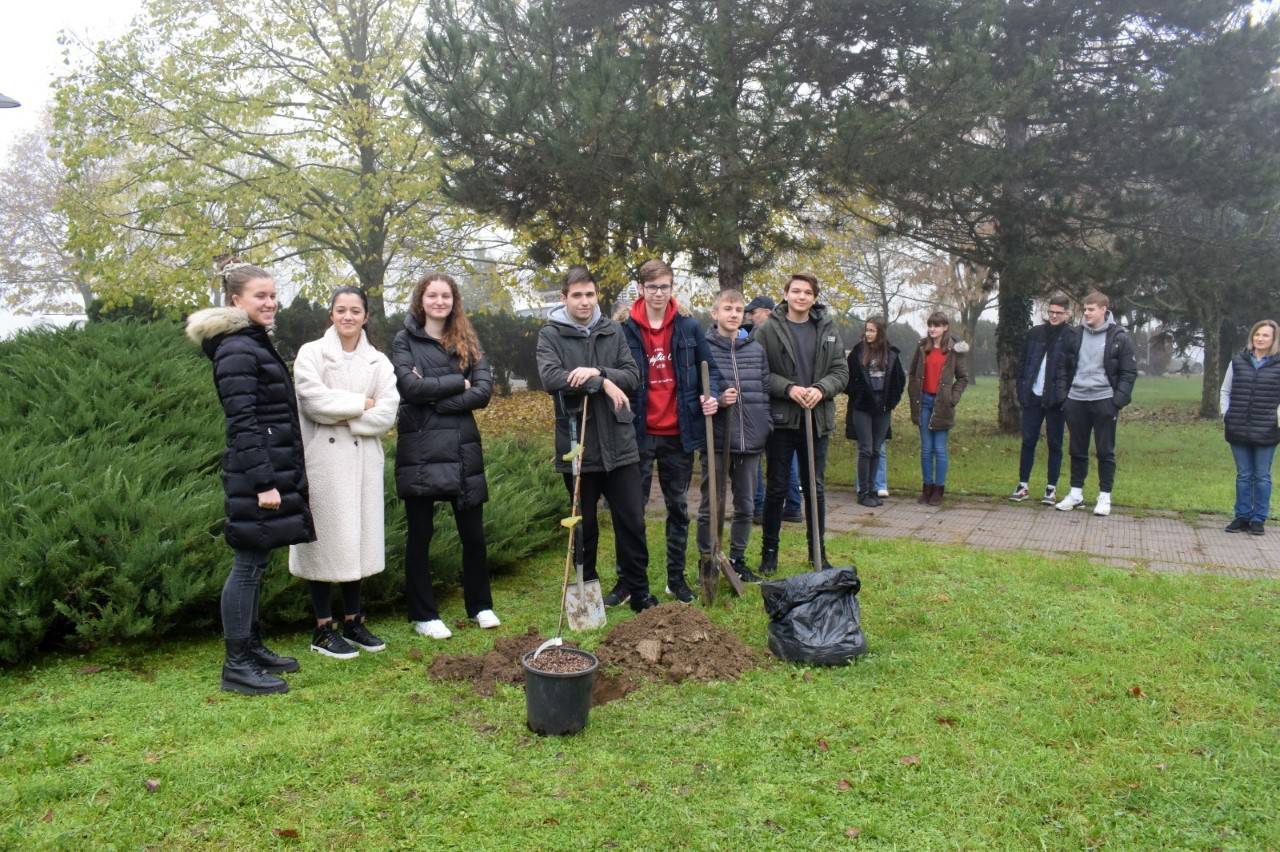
[1230,442,1276,523]
[754,453,801,515]
[854,441,888,492]
[919,393,950,486]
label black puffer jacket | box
[1223,350,1280,447]
[845,343,906,438]
[705,329,771,454]
[186,307,316,551]
[391,314,492,508]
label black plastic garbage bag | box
[761,567,866,665]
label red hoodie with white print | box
[630,297,679,436]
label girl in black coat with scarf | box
[845,317,906,507]
[392,272,498,640]
[186,259,316,696]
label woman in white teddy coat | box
[289,287,399,659]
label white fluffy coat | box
[288,326,399,583]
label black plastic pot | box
[521,648,598,736]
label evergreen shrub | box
[0,322,562,664]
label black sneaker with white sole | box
[1009,484,1029,502]
[665,578,695,603]
[603,581,631,607]
[311,622,359,659]
[730,558,763,584]
[342,614,386,652]
[1041,485,1057,506]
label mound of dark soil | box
[426,604,762,706]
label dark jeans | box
[638,434,694,583]
[221,547,271,641]
[696,451,759,561]
[1018,393,1065,486]
[564,463,650,597]
[1064,398,1118,492]
[754,453,802,515]
[763,427,828,564]
[308,580,363,621]
[849,408,891,495]
[404,497,492,621]
[1229,442,1276,523]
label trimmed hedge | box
[0,321,562,664]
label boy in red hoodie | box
[617,259,721,604]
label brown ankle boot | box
[928,484,945,506]
[917,483,931,504]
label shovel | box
[699,362,744,604]
[561,400,606,632]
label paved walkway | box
[651,485,1280,581]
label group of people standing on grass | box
[188,256,1277,697]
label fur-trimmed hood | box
[917,333,970,355]
[186,307,256,359]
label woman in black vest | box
[392,272,498,640]
[186,259,316,695]
[845,316,905,507]
[1220,319,1280,535]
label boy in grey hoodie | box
[1053,291,1138,516]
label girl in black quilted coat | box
[186,259,315,696]
[392,272,498,640]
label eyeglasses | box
[643,284,672,294]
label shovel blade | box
[564,574,606,631]
[717,552,744,597]
[699,554,718,605]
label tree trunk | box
[718,243,745,292]
[996,283,1032,433]
[1199,303,1224,419]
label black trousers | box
[1063,398,1118,492]
[563,462,651,597]
[849,408,891,496]
[637,434,694,584]
[763,426,829,564]
[404,497,492,621]
[1018,393,1065,486]
[308,580,362,621]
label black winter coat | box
[844,343,905,441]
[1055,320,1138,409]
[705,330,771,454]
[1017,322,1072,408]
[1223,350,1280,447]
[391,315,492,508]
[186,307,316,552]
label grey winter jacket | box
[536,310,641,474]
[705,329,771,454]
[753,302,849,437]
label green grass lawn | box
[4,523,1276,848]
[827,375,1236,516]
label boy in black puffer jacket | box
[696,289,771,583]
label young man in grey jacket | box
[696,289,770,584]
[1053,291,1138,517]
[535,265,658,612]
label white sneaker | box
[413,619,452,640]
[1055,489,1085,511]
[474,610,501,629]
[876,488,890,498]
[1093,492,1111,516]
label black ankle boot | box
[248,624,300,673]
[221,638,289,695]
[759,548,779,577]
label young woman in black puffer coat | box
[1220,319,1280,536]
[186,259,316,695]
[845,316,906,507]
[392,272,498,640]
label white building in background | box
[0,310,86,341]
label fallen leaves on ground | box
[837,779,852,790]
[144,779,160,793]
[474,391,555,439]
[845,826,862,838]
[1130,685,1148,699]
[818,738,830,751]
[899,754,921,766]
[273,828,299,838]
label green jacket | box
[754,302,849,437]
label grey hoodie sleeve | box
[1220,361,1233,418]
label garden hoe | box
[699,362,744,604]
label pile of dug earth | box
[428,603,763,705]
